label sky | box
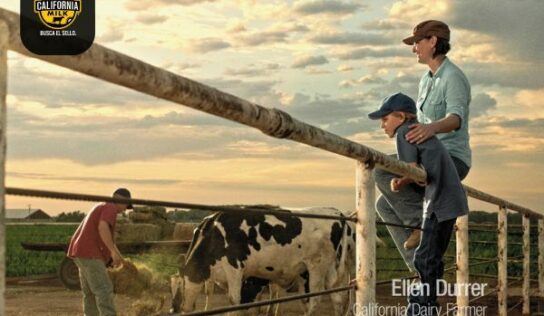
[2,0,543,216]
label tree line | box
[54,208,529,225]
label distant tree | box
[469,211,497,224]
[167,209,213,222]
[468,210,538,229]
[134,206,167,213]
[56,210,86,222]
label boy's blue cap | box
[368,92,417,120]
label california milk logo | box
[33,0,82,30]
[21,0,94,55]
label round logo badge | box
[33,0,82,30]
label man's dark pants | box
[406,213,455,316]
[373,155,469,272]
[402,157,469,315]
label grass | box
[126,253,180,280]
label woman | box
[372,20,471,274]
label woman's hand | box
[406,123,436,144]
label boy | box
[368,92,469,315]
[67,188,133,316]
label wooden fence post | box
[497,206,508,316]
[456,214,469,315]
[539,219,544,313]
[355,161,376,313]
[523,214,530,315]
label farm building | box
[6,208,52,222]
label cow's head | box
[169,254,186,314]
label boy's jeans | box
[407,213,457,316]
[373,154,469,272]
[73,257,116,316]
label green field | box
[7,224,78,277]
[6,224,180,278]
[6,221,538,283]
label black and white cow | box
[171,206,359,316]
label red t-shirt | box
[67,203,118,263]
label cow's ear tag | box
[20,0,95,55]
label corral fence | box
[0,8,542,316]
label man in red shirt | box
[67,188,133,316]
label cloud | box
[294,1,363,16]
[337,64,354,72]
[334,47,409,60]
[7,61,158,108]
[491,118,544,136]
[8,172,180,185]
[97,31,124,43]
[292,55,329,69]
[225,140,292,157]
[135,13,168,25]
[5,83,385,165]
[388,0,450,22]
[286,94,367,125]
[167,62,202,74]
[232,23,308,47]
[226,21,247,34]
[326,118,378,137]
[96,19,125,43]
[360,19,412,31]
[364,58,414,70]
[470,117,544,155]
[364,74,420,103]
[234,31,289,46]
[7,107,234,135]
[451,0,544,62]
[6,106,256,165]
[124,0,219,11]
[7,102,344,165]
[515,89,544,109]
[308,31,392,46]
[185,38,231,53]
[470,93,497,118]
[339,74,387,89]
[224,64,280,77]
[134,111,237,129]
[463,62,544,89]
[201,78,280,99]
[304,68,331,75]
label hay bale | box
[129,211,154,222]
[108,261,152,297]
[129,208,168,223]
[129,295,165,316]
[173,223,197,240]
[107,260,169,316]
[116,223,161,242]
[160,222,175,240]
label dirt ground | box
[5,276,533,315]
[5,277,324,316]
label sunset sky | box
[2,0,543,216]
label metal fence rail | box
[5,187,355,222]
[167,285,355,316]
